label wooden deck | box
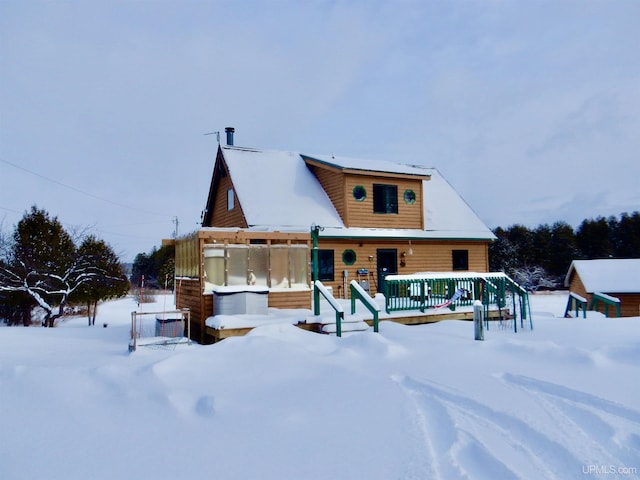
[203,307,508,343]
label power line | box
[0,156,167,217]
[0,205,23,215]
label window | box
[248,246,268,286]
[403,189,416,205]
[227,189,234,211]
[342,249,356,265]
[227,246,249,285]
[452,250,469,271]
[373,184,398,214]
[203,246,225,285]
[352,185,367,201]
[315,249,335,281]
[202,244,310,289]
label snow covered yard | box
[1,292,639,480]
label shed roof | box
[564,259,640,293]
[220,146,495,240]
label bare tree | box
[0,207,101,327]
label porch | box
[203,272,527,343]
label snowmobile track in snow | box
[394,374,640,480]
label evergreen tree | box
[0,206,127,327]
[576,216,613,259]
[612,212,640,258]
[72,236,129,325]
[131,245,175,290]
[1,207,87,326]
[548,221,578,280]
[532,224,552,272]
[489,227,518,273]
[505,225,536,267]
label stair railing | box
[349,280,380,333]
[564,292,588,318]
[314,280,344,337]
[589,292,621,317]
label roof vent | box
[225,127,235,146]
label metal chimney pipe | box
[225,127,235,146]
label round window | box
[404,189,416,205]
[342,249,357,265]
[352,185,367,202]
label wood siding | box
[176,278,209,343]
[268,290,312,310]
[316,238,490,297]
[209,160,248,228]
[618,294,640,317]
[307,163,425,229]
[307,164,347,223]
[568,272,640,317]
[568,274,588,299]
[344,175,424,229]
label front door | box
[377,249,397,295]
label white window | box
[227,188,235,211]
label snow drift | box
[0,292,638,480]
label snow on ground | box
[1,292,639,480]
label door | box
[377,249,397,295]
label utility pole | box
[172,216,179,239]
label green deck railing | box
[384,272,532,331]
[314,280,344,337]
[564,292,588,318]
[589,292,621,318]
[350,280,380,333]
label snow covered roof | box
[302,153,432,178]
[564,259,640,293]
[222,147,344,229]
[422,169,495,239]
[219,146,495,241]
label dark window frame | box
[342,249,357,265]
[403,189,416,205]
[316,249,335,281]
[352,185,367,202]
[452,249,469,271]
[373,184,398,214]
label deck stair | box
[312,280,377,337]
[311,312,370,335]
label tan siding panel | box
[316,239,490,297]
[344,176,423,229]
[268,290,312,310]
[308,165,346,223]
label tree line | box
[131,244,175,291]
[489,211,640,290]
[0,206,128,326]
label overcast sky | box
[2,0,639,262]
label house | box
[175,129,496,342]
[564,259,640,317]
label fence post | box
[474,301,484,341]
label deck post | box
[129,311,137,352]
[311,224,322,316]
[474,301,484,340]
